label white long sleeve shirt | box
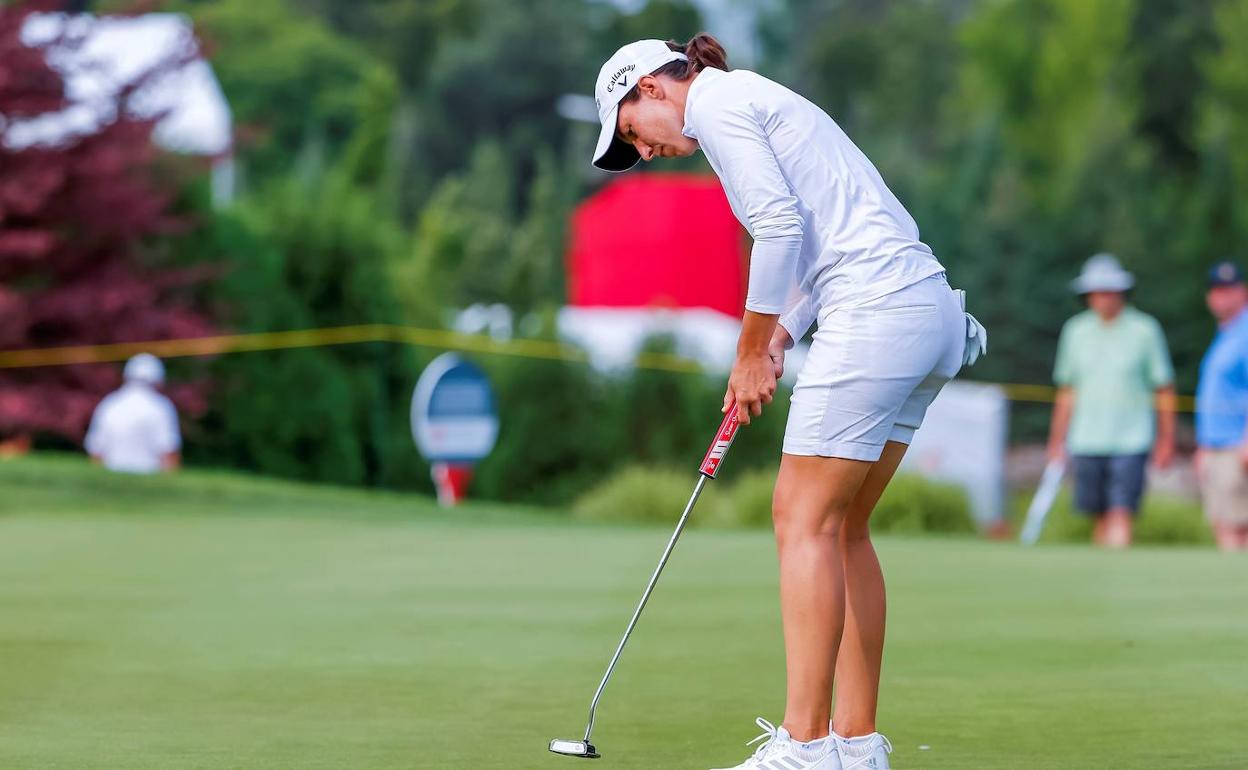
[84,382,181,474]
[681,67,945,341]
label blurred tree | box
[1201,0,1248,245]
[401,142,574,317]
[406,141,517,312]
[1132,0,1215,170]
[394,0,593,218]
[0,2,214,443]
[929,0,1144,394]
[508,149,575,313]
[180,0,398,194]
[938,0,1224,395]
[296,0,703,214]
[591,0,704,53]
[758,0,1229,434]
[156,0,428,485]
[471,325,618,505]
[757,0,963,199]
[184,169,430,488]
[73,0,1246,493]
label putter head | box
[549,739,600,759]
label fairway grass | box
[1,456,1245,769]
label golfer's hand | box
[1046,440,1066,464]
[724,351,777,425]
[768,326,792,379]
[1194,448,1207,482]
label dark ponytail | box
[620,32,729,104]
[669,33,728,74]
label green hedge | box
[870,474,977,535]
[572,466,702,525]
[474,333,791,506]
[705,467,779,529]
[575,465,975,535]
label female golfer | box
[590,36,985,770]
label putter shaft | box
[582,474,709,742]
[554,405,740,758]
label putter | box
[549,402,743,759]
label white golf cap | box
[123,353,165,385]
[1071,252,1135,294]
[591,40,688,172]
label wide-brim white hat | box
[1071,252,1134,294]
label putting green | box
[1,456,1244,769]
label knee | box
[839,514,872,547]
[772,492,847,548]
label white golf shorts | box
[783,273,965,461]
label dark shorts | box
[1072,454,1149,516]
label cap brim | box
[592,105,640,172]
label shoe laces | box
[744,717,785,764]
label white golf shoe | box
[710,717,842,770]
[832,731,892,770]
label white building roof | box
[10,12,231,156]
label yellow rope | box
[0,324,1198,410]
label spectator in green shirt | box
[1046,254,1177,548]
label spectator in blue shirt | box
[1196,261,1248,551]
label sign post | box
[411,353,499,506]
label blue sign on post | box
[411,353,498,504]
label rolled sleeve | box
[778,292,815,344]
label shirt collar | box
[1092,306,1131,327]
[1223,306,1248,333]
[681,67,723,140]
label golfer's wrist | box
[728,334,768,356]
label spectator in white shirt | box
[84,353,181,474]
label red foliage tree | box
[0,2,215,442]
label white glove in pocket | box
[954,289,988,367]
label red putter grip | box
[699,401,742,479]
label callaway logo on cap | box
[591,40,687,172]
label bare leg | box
[1104,506,1133,548]
[1213,522,1241,552]
[774,453,874,742]
[832,441,908,738]
[1092,515,1108,546]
